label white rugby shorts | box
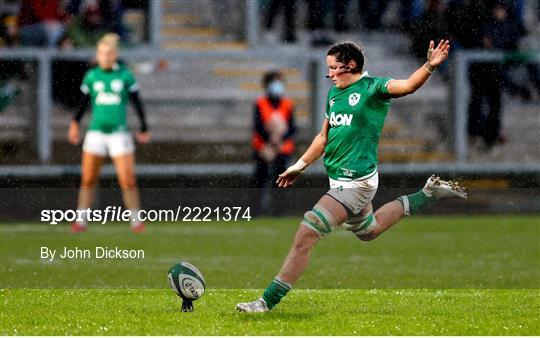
[82,131,135,157]
[326,170,379,217]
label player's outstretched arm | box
[276,119,329,188]
[387,39,450,98]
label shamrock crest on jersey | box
[348,92,360,106]
[111,79,124,92]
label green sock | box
[398,190,437,215]
[262,278,291,310]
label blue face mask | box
[267,81,285,97]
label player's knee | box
[301,206,338,239]
[81,176,98,189]
[344,211,379,240]
[120,182,137,189]
[118,177,137,189]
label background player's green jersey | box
[324,74,392,180]
[80,63,138,133]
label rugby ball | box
[167,262,205,300]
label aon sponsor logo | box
[96,92,121,105]
[329,111,353,126]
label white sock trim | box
[400,196,410,216]
[274,276,292,290]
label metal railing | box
[148,0,162,49]
[1,47,538,174]
[0,47,329,164]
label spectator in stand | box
[263,0,297,43]
[334,0,350,32]
[399,0,424,31]
[98,0,125,40]
[358,0,389,31]
[52,2,105,109]
[357,0,423,32]
[264,0,349,46]
[66,0,125,41]
[410,0,447,72]
[250,70,296,215]
[467,2,519,153]
[445,0,491,50]
[483,4,522,53]
[0,14,24,112]
[306,0,332,47]
[19,0,66,47]
[65,1,108,48]
[0,14,20,47]
[486,3,540,101]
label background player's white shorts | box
[326,170,379,216]
[83,131,135,157]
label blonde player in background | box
[68,33,150,233]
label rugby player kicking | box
[237,40,466,312]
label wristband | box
[291,158,308,172]
[424,61,435,73]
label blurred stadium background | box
[0,0,539,217]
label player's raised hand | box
[68,121,80,145]
[427,39,450,67]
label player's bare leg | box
[277,195,347,283]
[276,223,320,285]
[237,224,321,312]
[72,152,104,232]
[112,153,144,232]
[237,195,348,312]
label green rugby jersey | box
[324,74,392,180]
[80,63,138,133]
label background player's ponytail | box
[327,42,365,74]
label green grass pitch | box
[1,216,539,335]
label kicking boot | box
[422,175,467,200]
[236,298,270,313]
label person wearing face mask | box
[250,71,296,215]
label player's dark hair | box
[262,70,283,88]
[327,42,365,74]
